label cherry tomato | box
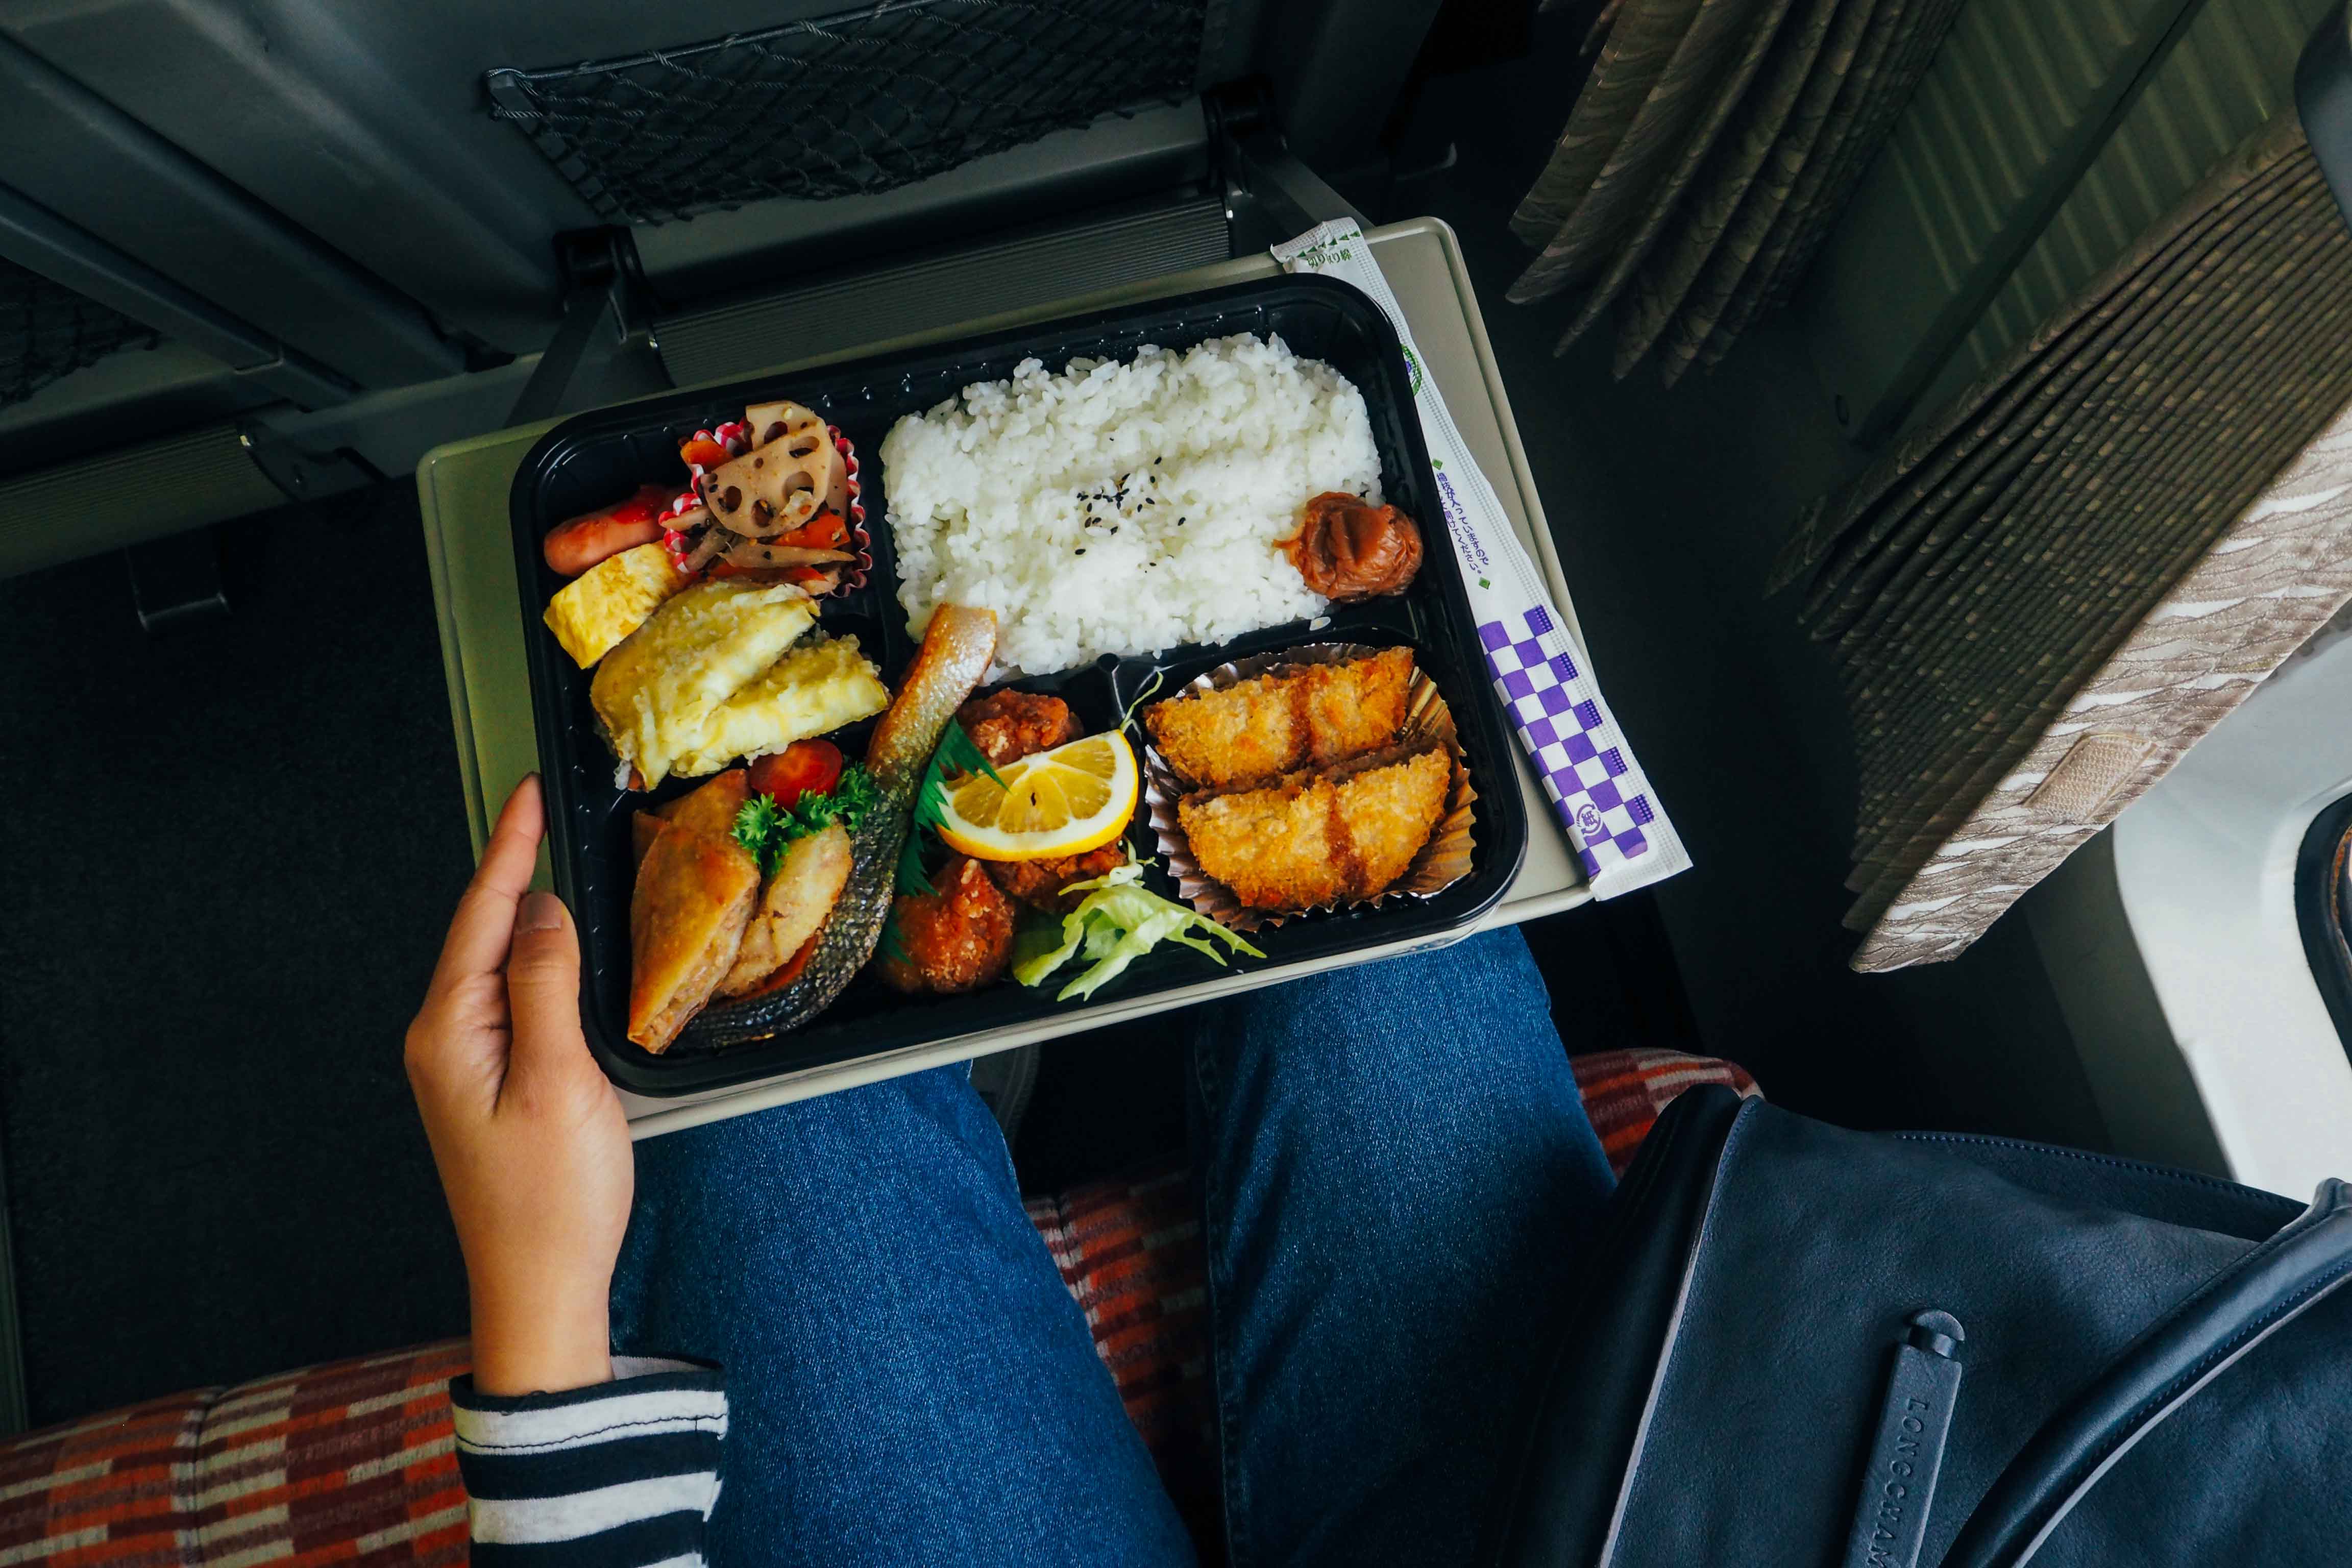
[734,933,819,999]
[749,739,843,808]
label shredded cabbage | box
[1013,858,1262,1001]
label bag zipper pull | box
[1841,1310,1966,1568]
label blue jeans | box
[610,927,1616,1566]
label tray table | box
[418,217,1595,1136]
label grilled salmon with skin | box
[628,821,762,1052]
[657,769,751,839]
[672,603,999,1049]
[633,767,751,866]
[718,822,853,998]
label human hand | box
[406,775,633,1396]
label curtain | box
[1508,0,1964,380]
[1769,111,2352,970]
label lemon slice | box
[937,731,1139,861]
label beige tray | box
[417,216,1596,1138]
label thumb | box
[503,891,595,1100]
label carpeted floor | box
[0,488,476,1426]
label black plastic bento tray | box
[511,274,1530,1096]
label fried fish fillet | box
[666,634,889,779]
[593,579,817,788]
[1145,645,1415,790]
[1179,746,1451,911]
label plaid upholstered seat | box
[0,1344,473,1565]
[0,1049,1753,1565]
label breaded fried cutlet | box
[1179,746,1451,911]
[1181,775,1341,910]
[1335,747,1453,897]
[1146,645,1414,790]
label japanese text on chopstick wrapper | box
[1273,220,1689,895]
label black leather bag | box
[1489,1087,2352,1568]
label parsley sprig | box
[732,764,881,876]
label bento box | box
[511,274,1529,1096]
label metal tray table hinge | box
[507,227,671,427]
[1205,80,1369,254]
[235,419,376,505]
[124,525,230,634]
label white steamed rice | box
[879,332,1382,676]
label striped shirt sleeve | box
[451,1356,727,1567]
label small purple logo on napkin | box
[1479,612,1653,877]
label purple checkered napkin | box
[1481,607,1662,881]
[1275,218,1689,896]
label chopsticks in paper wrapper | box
[1275,220,1690,896]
